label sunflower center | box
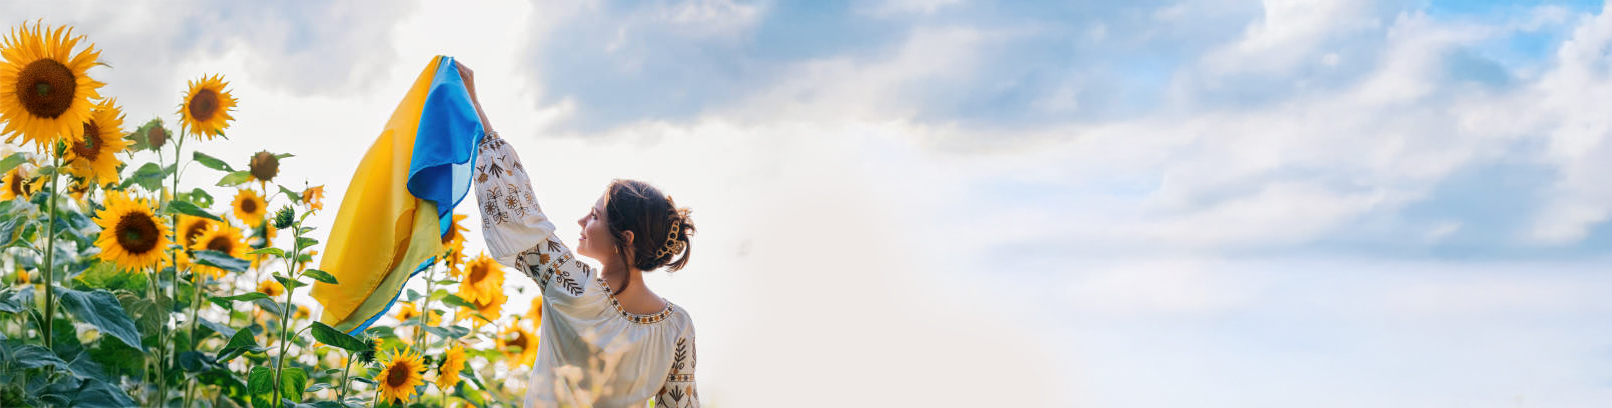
[115,212,160,254]
[147,126,166,148]
[6,173,22,196]
[510,332,529,351]
[241,197,258,214]
[189,89,219,121]
[182,223,209,247]
[468,264,487,284]
[72,120,102,161]
[206,236,233,253]
[15,59,75,118]
[385,363,411,387]
[441,225,457,244]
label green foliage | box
[194,249,251,273]
[56,286,143,348]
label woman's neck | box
[601,262,639,294]
[601,262,666,313]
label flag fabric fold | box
[311,55,484,334]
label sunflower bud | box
[357,338,381,364]
[274,206,295,229]
[249,151,279,182]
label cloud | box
[8,0,1612,406]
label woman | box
[459,62,700,407]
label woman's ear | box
[622,230,634,247]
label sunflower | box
[256,279,284,297]
[497,324,539,368]
[294,305,310,320]
[170,214,215,269]
[395,301,420,322]
[461,289,505,328]
[64,176,91,208]
[375,347,426,404]
[0,22,105,150]
[231,188,266,227]
[0,165,36,201]
[301,185,324,211]
[177,74,235,139]
[93,191,171,272]
[434,344,467,390]
[190,223,245,280]
[526,295,544,325]
[13,267,27,286]
[248,150,277,182]
[458,253,503,305]
[441,214,468,277]
[62,98,126,184]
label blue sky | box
[7,0,1612,406]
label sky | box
[6,0,1612,406]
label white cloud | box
[8,0,1612,406]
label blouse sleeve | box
[655,327,700,408]
[473,134,599,304]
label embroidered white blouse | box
[473,135,700,408]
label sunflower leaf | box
[192,249,249,273]
[278,184,302,202]
[218,326,267,362]
[280,367,308,404]
[302,269,338,285]
[192,151,235,172]
[121,162,171,192]
[167,200,223,222]
[424,325,471,340]
[0,152,26,175]
[247,366,274,408]
[274,275,308,291]
[253,297,283,316]
[214,292,271,303]
[186,188,214,208]
[217,170,253,187]
[440,294,473,309]
[56,287,143,349]
[247,247,284,257]
[310,322,369,353]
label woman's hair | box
[604,179,694,273]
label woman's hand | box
[454,60,496,136]
[456,60,477,100]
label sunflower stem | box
[182,267,203,408]
[413,264,436,348]
[144,266,164,408]
[270,218,304,408]
[336,348,355,401]
[40,151,60,351]
[157,128,188,407]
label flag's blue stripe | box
[406,55,485,236]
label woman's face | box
[576,192,617,261]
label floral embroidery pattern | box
[594,276,674,324]
[475,136,538,229]
[658,335,699,407]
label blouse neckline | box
[594,275,675,324]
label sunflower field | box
[0,21,543,408]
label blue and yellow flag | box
[311,56,483,334]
